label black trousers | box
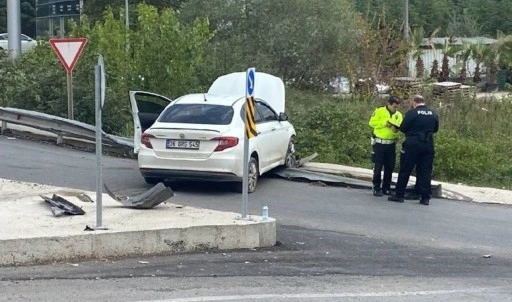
[394,138,435,199]
[372,142,396,191]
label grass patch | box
[287,88,512,189]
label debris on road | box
[104,182,174,209]
[273,167,372,189]
[77,193,94,203]
[296,152,318,168]
[40,194,86,216]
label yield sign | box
[49,38,88,73]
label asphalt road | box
[1,136,512,301]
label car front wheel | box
[285,136,297,168]
[233,156,259,194]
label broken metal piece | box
[50,207,65,217]
[77,193,94,203]
[296,152,318,167]
[272,167,373,189]
[273,166,443,198]
[40,194,86,216]
[104,182,174,209]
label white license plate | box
[166,139,200,150]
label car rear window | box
[158,104,234,125]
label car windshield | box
[158,104,234,125]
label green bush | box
[288,90,512,189]
[0,3,213,136]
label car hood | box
[207,71,286,113]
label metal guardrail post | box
[1,121,6,135]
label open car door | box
[129,91,173,154]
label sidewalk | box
[302,162,512,205]
[0,179,275,266]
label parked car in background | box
[0,33,37,53]
[130,72,296,193]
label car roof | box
[173,93,243,106]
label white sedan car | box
[130,72,296,193]
[0,33,37,53]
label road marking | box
[141,288,496,302]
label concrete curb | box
[0,219,276,266]
[301,162,512,205]
[0,179,276,266]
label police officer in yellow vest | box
[369,96,403,196]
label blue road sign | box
[247,68,255,97]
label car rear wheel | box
[285,136,297,168]
[233,156,259,194]
[144,176,163,185]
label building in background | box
[35,0,83,38]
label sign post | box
[49,38,87,120]
[93,55,107,230]
[242,68,256,219]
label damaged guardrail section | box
[0,107,133,150]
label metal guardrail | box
[0,107,133,150]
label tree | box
[82,0,188,24]
[446,9,483,37]
[430,59,439,80]
[481,44,498,90]
[178,0,370,90]
[464,0,512,36]
[409,26,439,78]
[435,37,458,82]
[0,0,36,37]
[408,0,454,36]
[470,43,485,83]
[355,0,512,37]
[0,3,213,135]
[457,43,472,84]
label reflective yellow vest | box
[369,106,403,140]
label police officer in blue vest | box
[388,95,439,205]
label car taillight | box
[141,133,155,149]
[212,136,239,152]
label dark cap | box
[388,95,401,104]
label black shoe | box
[405,192,420,200]
[373,189,383,197]
[388,195,404,203]
[382,188,390,195]
[420,199,430,205]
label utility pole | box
[7,0,21,61]
[125,0,129,51]
[403,0,409,41]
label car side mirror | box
[278,112,288,121]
